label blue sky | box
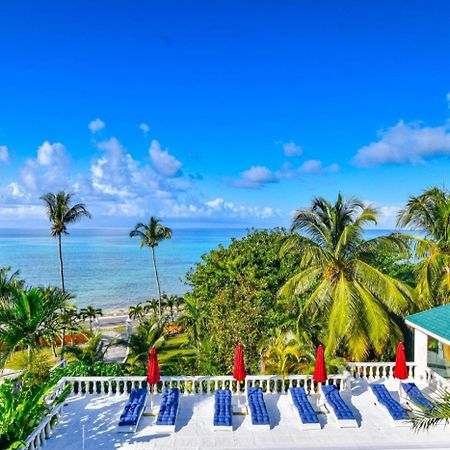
[0,0,449,228]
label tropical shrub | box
[185,228,303,373]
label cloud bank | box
[352,121,450,167]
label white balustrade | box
[346,362,416,381]
[24,362,445,450]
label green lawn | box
[158,333,195,364]
[5,348,60,371]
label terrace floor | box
[46,378,450,450]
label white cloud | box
[88,118,105,133]
[149,140,182,177]
[21,141,71,191]
[232,165,278,189]
[299,160,340,175]
[283,141,303,157]
[0,146,9,163]
[352,121,450,167]
[139,123,150,135]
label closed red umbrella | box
[147,346,160,411]
[393,342,408,380]
[313,344,327,383]
[233,344,246,409]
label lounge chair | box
[369,384,409,427]
[289,387,321,430]
[402,382,434,411]
[320,385,358,428]
[117,388,147,433]
[155,388,180,432]
[247,387,270,429]
[214,389,233,431]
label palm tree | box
[260,331,305,378]
[128,302,145,320]
[176,297,205,347]
[0,287,73,367]
[280,194,415,360]
[162,293,182,321]
[64,333,108,365]
[144,298,159,318]
[40,191,91,292]
[129,217,172,321]
[79,305,103,332]
[125,316,165,374]
[397,187,450,306]
[0,267,24,299]
[410,389,450,431]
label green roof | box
[406,304,450,344]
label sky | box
[0,0,449,229]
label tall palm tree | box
[40,191,91,292]
[280,194,415,360]
[129,217,172,321]
[79,305,103,332]
[397,187,450,306]
[0,287,74,367]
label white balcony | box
[25,364,450,450]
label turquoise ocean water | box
[0,228,400,310]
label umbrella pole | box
[151,384,154,411]
[237,382,240,408]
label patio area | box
[44,377,450,450]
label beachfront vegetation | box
[40,191,91,293]
[2,187,450,441]
[78,305,103,332]
[397,187,450,307]
[0,286,74,368]
[130,216,173,322]
[280,195,416,360]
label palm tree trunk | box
[151,246,162,322]
[57,234,65,292]
[60,327,66,361]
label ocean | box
[0,228,403,310]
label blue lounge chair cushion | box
[370,384,409,420]
[290,387,320,424]
[403,383,434,410]
[247,387,270,425]
[321,385,356,420]
[156,388,180,426]
[214,389,232,427]
[118,388,147,426]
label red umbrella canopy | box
[393,342,408,380]
[313,344,327,383]
[147,346,161,385]
[233,343,246,382]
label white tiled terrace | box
[39,371,450,450]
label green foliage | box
[397,187,450,306]
[280,195,416,361]
[125,316,165,375]
[185,228,303,373]
[0,287,74,368]
[0,379,54,449]
[49,360,124,383]
[410,389,450,431]
[0,267,24,300]
[64,333,108,365]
